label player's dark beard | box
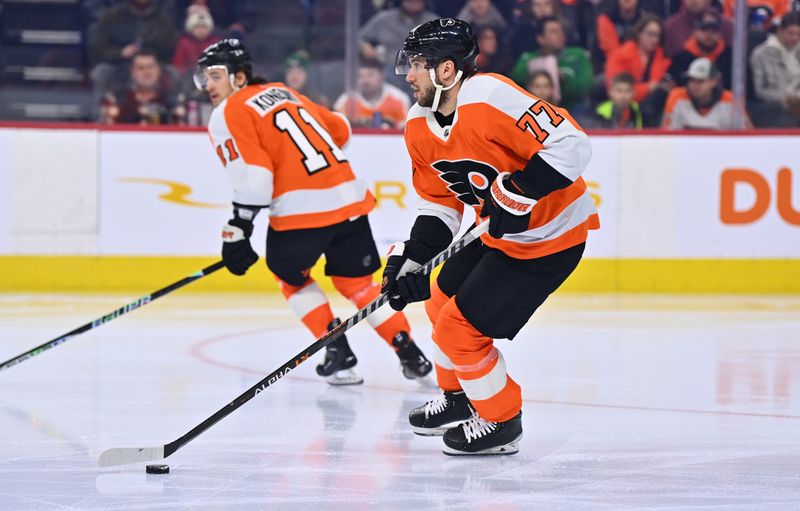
[417,82,452,109]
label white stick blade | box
[97,446,164,467]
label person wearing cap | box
[511,16,594,111]
[172,4,222,75]
[749,12,800,127]
[662,57,751,129]
[664,0,733,57]
[333,57,411,129]
[284,50,329,107]
[668,9,732,89]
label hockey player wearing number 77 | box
[381,19,600,455]
[195,39,433,385]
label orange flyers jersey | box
[333,83,411,129]
[207,82,375,231]
[405,73,599,259]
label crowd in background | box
[85,0,800,129]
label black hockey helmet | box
[395,18,479,75]
[194,38,253,89]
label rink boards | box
[0,125,797,292]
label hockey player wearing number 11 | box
[195,39,433,385]
[381,19,600,455]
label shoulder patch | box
[245,87,301,116]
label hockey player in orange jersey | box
[194,39,432,385]
[381,19,599,455]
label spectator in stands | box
[511,17,594,110]
[284,50,330,107]
[749,12,800,127]
[668,9,732,89]
[604,14,673,124]
[510,0,579,56]
[458,0,508,30]
[721,0,790,30]
[334,57,410,129]
[664,0,733,57]
[525,69,560,104]
[172,5,222,75]
[359,0,438,86]
[89,0,177,95]
[590,72,643,128]
[595,0,647,65]
[171,0,249,39]
[99,50,178,125]
[475,25,515,74]
[662,57,751,129]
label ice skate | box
[408,390,473,436]
[442,411,522,456]
[316,319,363,386]
[392,331,433,379]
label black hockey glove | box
[381,240,430,311]
[221,207,260,276]
[480,172,537,238]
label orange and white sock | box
[277,277,334,339]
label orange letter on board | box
[720,168,771,224]
[776,167,800,226]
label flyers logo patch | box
[440,18,456,27]
[430,159,499,206]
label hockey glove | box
[480,172,537,238]
[221,214,259,276]
[381,240,430,311]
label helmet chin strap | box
[428,68,463,112]
[229,71,245,92]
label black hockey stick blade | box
[97,222,489,467]
[0,261,226,372]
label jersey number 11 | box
[275,107,348,174]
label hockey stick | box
[0,261,226,372]
[97,221,490,468]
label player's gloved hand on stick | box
[221,210,259,276]
[381,241,430,311]
[480,171,537,238]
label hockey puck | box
[145,464,169,474]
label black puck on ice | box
[146,464,169,474]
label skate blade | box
[441,434,522,456]
[325,368,364,386]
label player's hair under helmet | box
[194,38,253,90]
[395,18,479,112]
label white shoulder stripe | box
[460,74,591,181]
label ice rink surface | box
[1,292,799,510]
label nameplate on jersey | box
[246,87,300,116]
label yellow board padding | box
[0,256,798,293]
